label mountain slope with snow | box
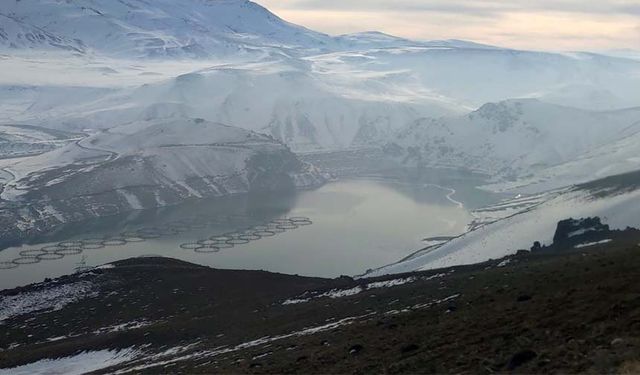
[388,99,640,188]
[0,0,334,58]
[1,0,640,152]
[4,46,639,151]
[3,57,462,151]
[0,117,325,242]
[0,12,86,54]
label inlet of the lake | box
[0,173,501,289]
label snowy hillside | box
[0,13,85,54]
[0,117,325,242]
[389,99,640,188]
[366,170,640,276]
[0,0,333,58]
[1,57,462,151]
[0,124,80,159]
[0,0,501,59]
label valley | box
[0,169,494,290]
[0,0,639,290]
[1,1,640,373]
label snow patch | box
[574,239,612,249]
[0,281,96,323]
[0,348,137,375]
[318,286,364,299]
[366,277,417,289]
[94,320,156,335]
[117,190,143,210]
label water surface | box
[0,175,498,289]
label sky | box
[256,0,640,51]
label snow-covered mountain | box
[0,0,639,195]
[0,0,334,58]
[5,49,640,151]
[15,56,460,151]
[0,12,86,54]
[2,0,640,152]
[0,0,502,59]
[334,31,498,51]
[388,99,640,189]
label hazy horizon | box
[257,0,640,52]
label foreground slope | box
[2,229,640,373]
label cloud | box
[257,0,640,51]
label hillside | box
[0,118,325,244]
[0,0,333,58]
[2,225,640,373]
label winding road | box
[0,134,117,200]
[74,136,120,163]
[423,183,464,209]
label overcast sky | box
[256,0,640,51]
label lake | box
[0,172,500,289]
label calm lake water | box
[0,174,499,290]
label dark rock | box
[336,275,355,283]
[517,294,532,302]
[401,344,419,354]
[552,217,609,248]
[507,350,537,370]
